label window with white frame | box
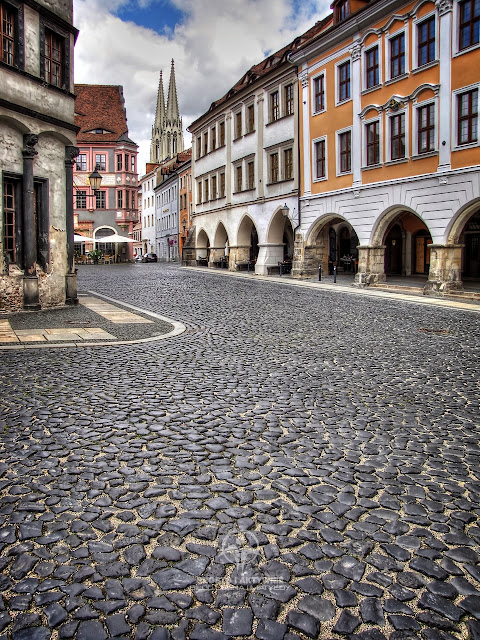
[211,125,217,151]
[234,111,242,138]
[364,45,380,90]
[270,152,279,183]
[211,174,217,198]
[235,164,243,192]
[285,83,294,116]
[416,14,436,67]
[219,172,225,198]
[312,73,326,113]
[337,128,352,174]
[455,85,479,146]
[337,60,351,103]
[389,112,406,161]
[387,31,406,81]
[197,181,202,204]
[364,118,381,166]
[313,137,327,181]
[247,160,255,189]
[415,101,436,155]
[246,104,255,133]
[284,148,293,180]
[270,90,280,122]
[459,0,480,50]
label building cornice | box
[0,97,79,133]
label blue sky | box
[73,0,329,174]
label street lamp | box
[182,218,187,235]
[88,166,103,192]
[281,203,289,217]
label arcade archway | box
[304,216,359,277]
[382,211,432,277]
[211,222,230,267]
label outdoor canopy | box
[97,233,135,243]
[73,234,90,242]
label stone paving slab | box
[0,263,478,640]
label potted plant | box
[87,249,102,264]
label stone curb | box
[182,266,480,314]
[0,290,186,351]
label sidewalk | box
[0,291,185,350]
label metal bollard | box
[333,265,337,283]
[247,261,250,272]
[318,264,322,281]
[279,262,283,276]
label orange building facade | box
[290,0,480,293]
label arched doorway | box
[303,216,359,277]
[196,229,210,265]
[234,215,259,270]
[461,211,480,279]
[250,227,258,261]
[212,222,229,268]
[95,227,116,259]
[380,211,432,278]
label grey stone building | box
[0,0,79,311]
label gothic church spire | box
[150,61,184,164]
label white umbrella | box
[74,234,91,242]
[97,233,135,243]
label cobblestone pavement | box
[0,263,479,640]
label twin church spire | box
[150,59,184,163]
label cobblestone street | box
[1,263,479,640]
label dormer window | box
[335,0,349,22]
[87,128,112,134]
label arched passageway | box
[256,209,295,275]
[460,210,480,280]
[196,229,210,265]
[230,216,259,271]
[211,223,230,268]
[301,216,359,277]
[383,211,432,278]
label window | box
[418,103,435,153]
[235,112,242,138]
[96,191,106,209]
[216,173,224,198]
[418,16,436,66]
[117,155,122,171]
[44,28,62,87]
[336,0,349,21]
[313,75,325,112]
[1,2,15,66]
[3,179,16,263]
[270,91,279,122]
[131,156,135,172]
[247,104,255,133]
[76,154,86,171]
[211,175,217,199]
[95,154,106,171]
[390,33,405,79]
[339,130,352,173]
[366,121,380,165]
[197,136,202,157]
[314,139,326,179]
[197,181,202,204]
[458,88,478,144]
[247,161,255,189]
[219,121,225,146]
[76,190,86,209]
[459,0,480,50]
[125,154,129,169]
[284,148,293,180]
[338,61,351,102]
[126,190,130,208]
[285,84,294,115]
[236,165,243,191]
[390,113,406,160]
[211,126,216,150]
[204,178,209,201]
[270,152,279,183]
[203,132,209,155]
[117,190,123,208]
[366,46,379,89]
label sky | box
[73,0,331,176]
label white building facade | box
[155,173,179,261]
[139,169,157,255]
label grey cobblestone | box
[0,263,479,639]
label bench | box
[236,261,255,272]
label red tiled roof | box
[74,85,135,144]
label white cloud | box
[73,0,330,174]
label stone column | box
[256,243,285,275]
[228,245,250,270]
[424,244,463,295]
[299,69,311,196]
[65,145,79,305]
[22,134,40,311]
[354,245,386,286]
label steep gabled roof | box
[74,85,137,145]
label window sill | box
[412,150,438,160]
[244,130,256,137]
[453,141,480,151]
[198,144,226,159]
[313,176,328,182]
[336,170,352,177]
[412,60,439,74]
[266,177,294,186]
[233,188,256,194]
[385,157,409,166]
[266,113,294,126]
[362,163,383,171]
[362,84,382,96]
[385,72,409,86]
[454,42,480,57]
[336,97,352,107]
[313,108,327,117]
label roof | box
[189,15,332,130]
[74,85,137,146]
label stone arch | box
[213,221,229,249]
[230,214,258,270]
[38,130,76,147]
[196,228,210,261]
[446,198,480,245]
[370,205,432,247]
[0,114,31,135]
[211,221,230,267]
[303,214,360,276]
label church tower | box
[150,60,184,163]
